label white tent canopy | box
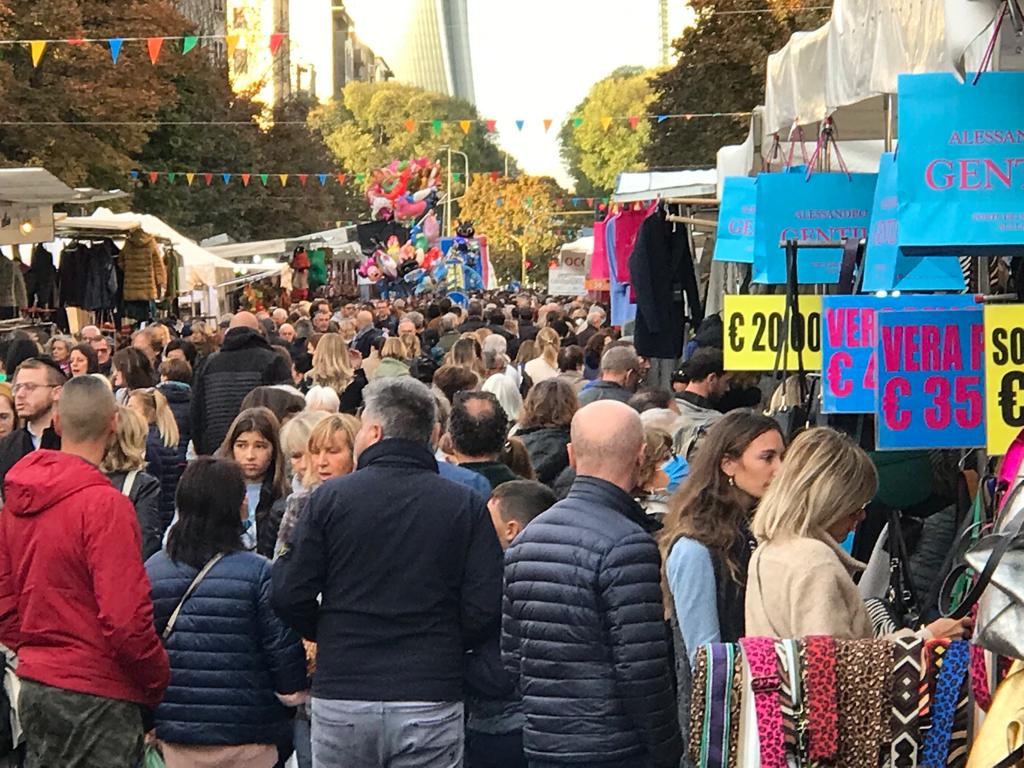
[612,170,717,203]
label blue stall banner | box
[897,72,1024,254]
[752,171,877,284]
[875,307,985,450]
[713,177,756,263]
[822,294,977,414]
[861,153,965,292]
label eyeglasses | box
[12,383,58,395]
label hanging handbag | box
[161,553,225,641]
[940,481,1024,660]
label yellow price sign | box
[724,294,823,372]
[984,304,1024,454]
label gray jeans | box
[311,699,463,768]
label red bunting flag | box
[269,33,286,55]
[490,171,499,182]
[148,172,159,184]
[404,119,416,133]
[337,173,347,185]
[241,173,251,187]
[147,37,163,64]
[203,173,214,186]
[555,198,564,207]
[298,174,309,187]
[628,115,640,131]
[67,38,85,45]
[586,197,594,206]
[485,120,497,133]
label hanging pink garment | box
[613,202,657,285]
[590,219,609,282]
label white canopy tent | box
[612,170,717,203]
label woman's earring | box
[727,475,736,487]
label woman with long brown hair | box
[660,410,784,661]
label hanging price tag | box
[724,295,822,371]
[984,304,1024,454]
[821,295,976,414]
[875,308,985,450]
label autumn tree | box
[646,0,830,169]
[458,175,572,286]
[0,0,192,187]
[311,81,506,198]
[558,66,655,196]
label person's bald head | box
[568,400,645,492]
[230,311,260,331]
[355,310,374,331]
[272,308,288,327]
[56,375,117,444]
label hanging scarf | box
[836,639,892,767]
[921,640,970,768]
[891,636,924,768]
[801,635,839,764]
[691,644,743,768]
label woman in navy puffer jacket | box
[147,457,308,768]
[130,388,186,533]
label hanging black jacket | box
[628,208,703,360]
[190,328,293,455]
[25,245,58,309]
[83,240,119,311]
[502,476,682,767]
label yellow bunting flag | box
[279,174,289,187]
[226,34,240,58]
[459,120,471,134]
[543,119,553,132]
[600,116,613,131]
[185,173,196,186]
[29,41,46,67]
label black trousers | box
[466,729,527,768]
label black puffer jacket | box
[157,381,193,454]
[190,328,292,455]
[516,426,570,487]
[107,469,162,561]
[145,425,186,533]
[502,476,682,767]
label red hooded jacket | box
[0,450,169,706]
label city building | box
[226,0,291,107]
[173,0,228,62]
[290,2,393,103]
[388,0,475,103]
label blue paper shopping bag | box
[897,72,1024,254]
[752,171,877,284]
[714,177,756,263]
[861,153,965,292]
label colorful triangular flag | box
[279,174,289,187]
[226,34,240,58]
[459,120,471,134]
[298,174,309,187]
[656,114,669,123]
[148,172,159,184]
[431,119,442,136]
[600,116,613,132]
[586,197,594,206]
[628,115,640,130]
[515,120,525,131]
[356,173,366,184]
[571,197,580,206]
[542,119,552,132]
[185,173,195,186]
[485,120,497,133]
[108,38,124,64]
[490,171,499,182]
[182,36,199,55]
[166,172,177,183]
[241,173,251,187]
[203,173,214,186]
[129,170,140,180]
[495,197,504,207]
[572,117,584,129]
[147,37,163,64]
[336,173,347,185]
[269,33,286,55]
[67,38,85,46]
[29,41,46,68]
[317,174,328,186]
[259,173,269,186]
[222,173,232,185]
[453,173,462,183]
[404,119,416,133]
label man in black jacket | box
[190,312,292,455]
[502,400,682,768]
[272,377,502,768]
[449,391,520,491]
[0,358,64,489]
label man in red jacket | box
[0,375,170,766]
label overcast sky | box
[336,0,695,188]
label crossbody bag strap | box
[994,745,1024,768]
[162,553,226,641]
[121,469,139,499]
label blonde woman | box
[100,406,163,560]
[280,411,329,494]
[524,327,560,384]
[746,427,971,641]
[372,337,411,379]
[307,333,366,414]
[129,388,183,534]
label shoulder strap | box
[162,553,226,641]
[121,469,139,498]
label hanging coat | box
[82,240,119,311]
[0,256,27,310]
[120,229,165,302]
[628,208,703,361]
[58,243,90,308]
[24,245,58,309]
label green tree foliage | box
[458,175,571,285]
[646,0,830,169]
[0,0,189,187]
[558,66,655,196]
[311,81,506,197]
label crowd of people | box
[0,292,975,768]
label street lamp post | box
[443,146,470,237]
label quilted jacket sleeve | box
[500,575,522,686]
[254,559,308,695]
[598,532,683,768]
[271,492,327,641]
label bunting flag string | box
[17,31,289,68]
[396,111,749,135]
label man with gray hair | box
[578,345,642,407]
[273,377,502,768]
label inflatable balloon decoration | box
[357,210,447,297]
[366,158,442,222]
[430,220,484,294]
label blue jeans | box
[294,714,312,768]
[311,699,463,768]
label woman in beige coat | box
[745,427,971,641]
